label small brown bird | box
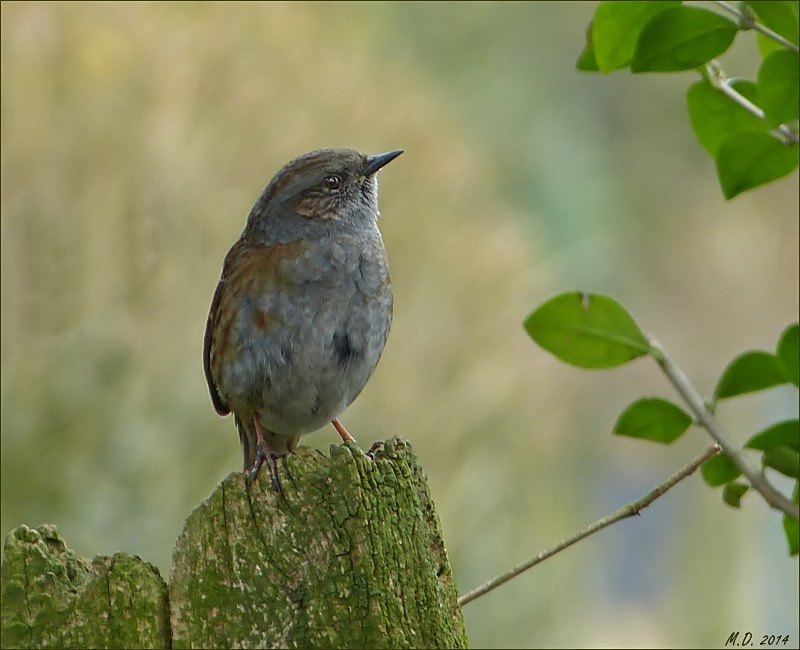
[203,148,402,487]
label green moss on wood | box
[170,436,468,648]
[1,437,467,648]
[1,524,170,649]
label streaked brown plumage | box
[203,148,401,487]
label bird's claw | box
[365,440,384,459]
[249,445,284,496]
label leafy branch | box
[578,0,798,198]
[563,2,799,556]
[714,0,799,53]
[700,61,799,145]
[648,335,799,519]
[461,0,799,611]
[524,292,799,552]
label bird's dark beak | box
[363,149,403,176]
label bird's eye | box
[323,175,341,191]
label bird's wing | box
[203,238,312,417]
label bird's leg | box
[332,418,383,458]
[250,412,283,495]
[331,418,356,443]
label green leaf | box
[576,20,600,71]
[524,292,650,369]
[777,322,799,387]
[631,6,739,73]
[747,1,800,46]
[783,481,799,555]
[722,481,750,508]
[592,1,679,72]
[715,130,799,198]
[687,79,765,154]
[756,31,785,58]
[763,446,800,478]
[701,452,742,486]
[745,419,800,452]
[714,350,791,399]
[758,49,800,127]
[614,397,693,443]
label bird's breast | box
[210,234,392,436]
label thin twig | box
[707,63,765,119]
[702,63,799,145]
[714,1,800,53]
[647,335,800,520]
[458,444,721,607]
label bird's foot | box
[365,440,384,459]
[249,413,286,495]
[249,445,285,495]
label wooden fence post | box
[2,437,468,648]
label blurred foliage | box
[2,2,798,647]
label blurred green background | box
[2,2,798,647]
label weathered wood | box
[1,437,466,648]
[0,524,170,649]
[170,437,467,648]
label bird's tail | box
[235,414,257,472]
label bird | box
[203,148,402,489]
